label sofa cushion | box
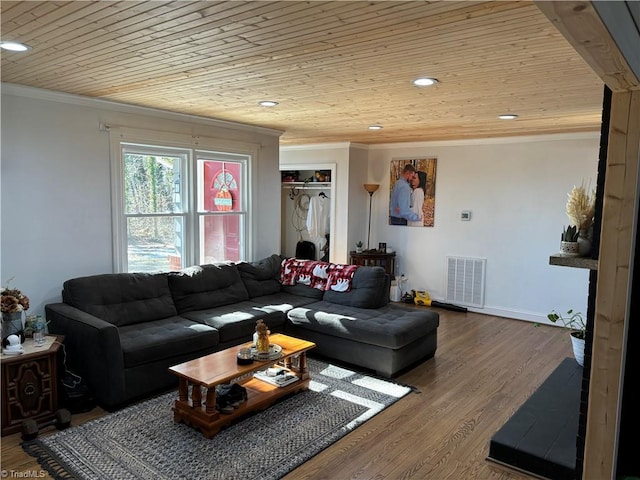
[168,263,249,314]
[250,291,318,310]
[237,254,282,298]
[118,316,219,367]
[281,283,325,300]
[181,300,286,344]
[322,266,389,308]
[62,273,177,327]
[287,302,439,349]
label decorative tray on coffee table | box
[250,343,282,361]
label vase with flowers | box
[566,180,596,256]
[1,280,30,345]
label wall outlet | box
[461,210,471,221]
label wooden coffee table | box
[169,333,315,438]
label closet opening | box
[280,164,336,262]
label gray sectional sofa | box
[46,254,439,409]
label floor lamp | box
[363,184,380,250]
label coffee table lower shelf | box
[172,376,310,438]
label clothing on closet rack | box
[306,193,330,260]
[307,194,330,238]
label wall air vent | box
[445,256,486,308]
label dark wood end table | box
[1,335,64,436]
[350,250,396,277]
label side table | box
[1,335,64,436]
[350,251,396,277]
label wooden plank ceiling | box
[0,1,604,145]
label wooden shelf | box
[549,254,598,270]
[282,182,331,189]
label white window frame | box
[110,127,256,272]
[194,149,250,265]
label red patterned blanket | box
[280,258,359,292]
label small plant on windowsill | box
[355,241,363,253]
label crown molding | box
[1,83,283,138]
[280,142,352,151]
[280,132,600,151]
[367,131,600,149]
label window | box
[113,135,251,273]
[196,151,247,265]
[123,145,187,273]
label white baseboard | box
[465,305,557,327]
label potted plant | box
[559,225,579,256]
[355,241,363,253]
[24,314,49,339]
[547,309,586,366]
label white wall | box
[367,133,600,323]
[1,85,281,317]
[348,145,370,250]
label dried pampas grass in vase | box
[566,180,596,256]
[566,180,596,232]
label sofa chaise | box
[46,254,439,409]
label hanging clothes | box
[307,194,330,238]
[306,194,330,260]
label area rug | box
[24,358,413,480]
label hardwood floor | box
[1,308,571,479]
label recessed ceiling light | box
[498,114,519,120]
[0,41,30,51]
[258,100,278,107]
[412,77,438,87]
[368,125,383,130]
[0,41,31,52]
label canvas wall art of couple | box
[389,158,437,227]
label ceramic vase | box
[578,229,592,256]
[2,311,25,346]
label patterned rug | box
[24,358,413,480]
